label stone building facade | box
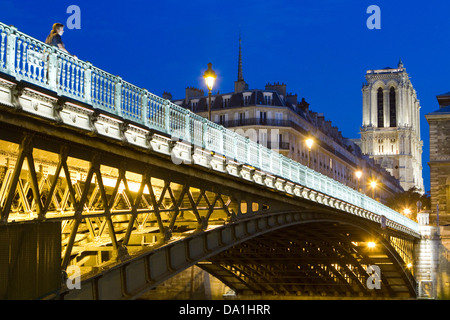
[360,60,425,194]
[425,91,450,225]
[170,41,404,203]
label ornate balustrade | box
[0,22,419,235]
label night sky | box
[2,0,450,192]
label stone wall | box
[426,108,450,225]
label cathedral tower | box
[360,60,424,193]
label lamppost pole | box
[208,89,212,122]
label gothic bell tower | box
[360,60,424,193]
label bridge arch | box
[60,209,416,300]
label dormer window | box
[243,92,252,105]
[223,95,231,108]
[191,99,199,111]
[263,93,273,106]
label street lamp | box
[367,241,376,249]
[203,62,217,121]
[306,138,314,168]
[355,170,362,192]
[370,180,377,200]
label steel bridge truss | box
[199,221,416,298]
[0,131,245,271]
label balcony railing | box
[221,118,294,128]
[0,22,419,234]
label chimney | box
[317,113,325,128]
[265,82,287,100]
[185,87,204,104]
[299,98,310,113]
[287,93,298,106]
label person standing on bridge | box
[45,23,76,58]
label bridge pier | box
[0,221,61,299]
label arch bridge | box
[0,22,419,299]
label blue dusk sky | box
[1,0,449,192]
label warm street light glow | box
[367,242,376,249]
[203,62,217,122]
[403,208,412,215]
[355,170,363,192]
[305,138,314,168]
[407,263,413,268]
[203,62,216,91]
[370,180,377,200]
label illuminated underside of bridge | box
[0,22,419,300]
[199,221,415,298]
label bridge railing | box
[0,22,419,234]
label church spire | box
[234,30,247,93]
[237,31,244,82]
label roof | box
[174,89,290,111]
[428,105,450,115]
[437,91,450,97]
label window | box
[243,94,251,105]
[275,112,283,125]
[260,131,268,147]
[260,111,267,124]
[219,114,226,125]
[377,87,384,128]
[389,87,397,127]
[239,112,245,125]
